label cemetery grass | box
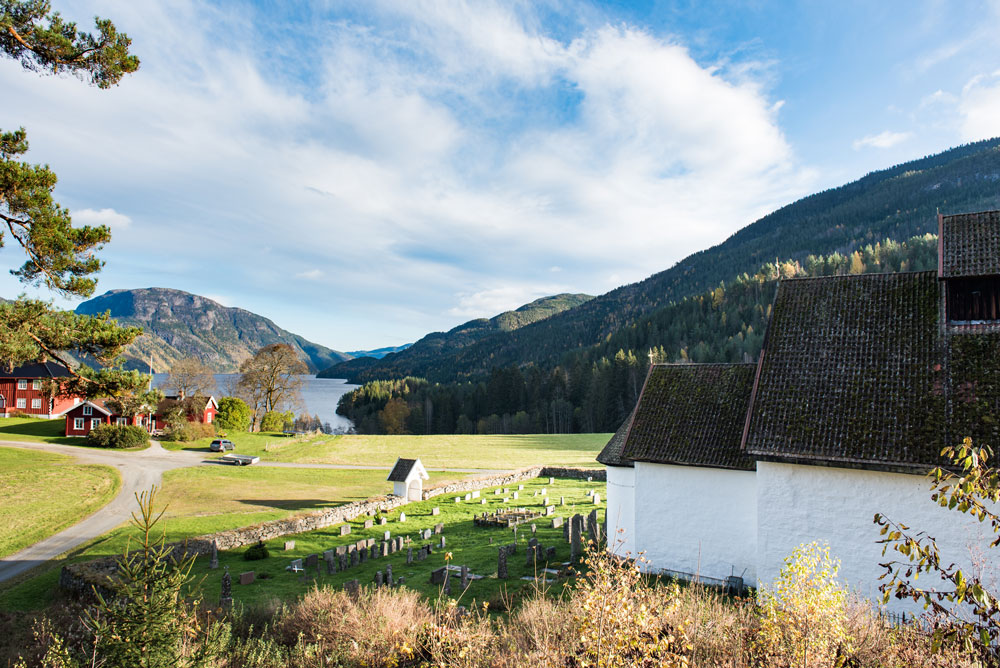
[0,467,463,611]
[163,432,611,470]
[187,475,607,609]
[0,446,120,559]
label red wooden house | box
[0,361,82,419]
[60,395,219,437]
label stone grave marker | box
[384,530,391,541]
[512,492,519,500]
[545,546,556,560]
[350,548,358,568]
[570,515,583,561]
[375,571,384,587]
[471,490,480,499]
[240,571,255,585]
[460,565,469,590]
[284,540,295,551]
[364,519,373,529]
[338,553,348,571]
[586,490,593,497]
[305,553,319,569]
[209,539,219,570]
[439,535,446,549]
[481,499,487,504]
[418,546,428,561]
[406,547,413,564]
[432,507,440,516]
[397,576,405,586]
[545,505,555,516]
[464,493,472,501]
[587,476,593,482]
[335,545,347,556]
[386,564,393,586]
[495,489,502,495]
[380,517,388,525]
[454,497,462,503]
[359,547,367,564]
[340,525,351,536]
[288,558,303,572]
[530,523,537,534]
[434,523,444,534]
[518,484,524,490]
[344,579,360,598]
[220,567,232,609]
[370,545,378,560]
[593,494,601,504]
[502,497,510,503]
[498,548,508,579]
[381,541,390,558]
[548,477,554,485]
[325,550,337,574]
[430,566,447,584]
[399,512,406,522]
[560,496,565,506]
[551,516,563,529]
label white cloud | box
[852,130,911,151]
[295,269,324,281]
[448,284,564,319]
[72,207,132,230]
[957,72,1000,141]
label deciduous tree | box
[237,344,307,430]
[165,357,216,399]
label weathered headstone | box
[460,565,469,590]
[399,512,406,522]
[471,490,480,499]
[455,497,462,503]
[513,492,519,500]
[350,547,358,568]
[586,490,593,497]
[418,546,428,561]
[344,579,360,598]
[384,530,391,541]
[305,553,319,569]
[548,477,554,485]
[587,476,593,482]
[481,499,487,504]
[386,564,393,587]
[379,517,387,525]
[518,484,524,490]
[502,497,510,503]
[494,489,502,495]
[528,537,539,549]
[545,546,557,561]
[364,519,374,529]
[359,547,367,564]
[540,487,547,495]
[289,558,304,571]
[406,547,413,564]
[439,535,446,549]
[325,550,337,574]
[209,539,219,569]
[430,566,448,584]
[560,496,565,506]
[220,566,232,609]
[370,545,378,560]
[593,493,601,504]
[570,515,583,561]
[551,516,563,529]
[335,545,347,556]
[240,571,255,585]
[284,540,295,551]
[375,571,384,587]
[340,525,351,536]
[464,493,472,501]
[338,553,348,571]
[381,541,390,557]
[530,523,537,534]
[545,505,555,516]
[432,507,440,516]
[498,548,508,579]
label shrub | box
[260,410,293,433]
[244,541,269,561]
[86,424,149,449]
[216,397,252,432]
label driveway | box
[0,440,510,583]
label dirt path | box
[0,440,511,583]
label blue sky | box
[2,1,999,351]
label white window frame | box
[116,417,127,426]
[16,398,25,408]
[91,418,102,430]
[30,398,41,409]
[73,418,84,430]
[17,380,27,390]
[83,405,93,416]
[31,380,41,390]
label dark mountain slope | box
[76,288,350,373]
[334,137,1000,383]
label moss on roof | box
[940,211,1000,278]
[743,271,947,471]
[597,408,635,467]
[620,363,756,470]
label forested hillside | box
[328,137,1000,385]
[76,288,350,373]
[338,235,938,434]
[320,293,593,380]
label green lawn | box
[164,432,611,469]
[189,475,607,609]
[0,446,121,559]
[0,417,78,445]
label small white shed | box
[387,457,429,502]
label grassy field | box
[189,475,607,608]
[0,446,120,559]
[164,432,611,469]
[0,417,78,445]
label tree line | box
[337,235,938,435]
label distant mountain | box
[319,293,594,380]
[346,345,412,360]
[76,288,351,373]
[329,137,1000,383]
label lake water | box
[151,373,358,431]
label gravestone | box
[439,535,446,549]
[455,497,461,503]
[545,505,555,516]
[335,545,347,556]
[432,507,440,516]
[548,477,554,485]
[502,497,510,503]
[325,550,337,574]
[471,490,480,499]
[359,547,367,564]
[464,493,472,501]
[397,576,405,586]
[586,490,593,497]
[542,497,549,506]
[497,548,508,579]
[399,512,406,522]
[209,540,219,570]
[364,519,373,529]
[518,484,524,490]
[533,490,538,497]
[344,579,360,598]
[379,517,387,525]
[418,546,428,561]
[551,516,563,529]
[338,553,348,571]
[528,537,539,549]
[350,548,358,568]
[530,523,537,534]
[407,547,413,564]
[430,566,448,584]
[384,530,391,541]
[386,564,393,587]
[305,553,319,569]
[570,515,583,561]
[381,541,390,557]
[481,499,487,504]
[340,525,351,536]
[512,492,518,500]
[545,546,556,561]
[587,476,593,482]
[593,493,601,504]
[460,565,469,590]
[375,571,384,587]
[396,536,404,551]
[220,567,232,609]
[540,487,547,495]
[560,496,565,506]
[422,529,431,540]
[503,488,509,493]
[495,489,502,495]
[284,540,295,551]
[240,571,255,585]
[370,545,378,560]
[289,558,303,571]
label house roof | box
[596,407,636,467]
[387,457,426,482]
[0,361,72,379]
[742,271,947,471]
[940,210,1000,279]
[619,363,757,471]
[55,399,112,417]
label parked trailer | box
[220,454,260,466]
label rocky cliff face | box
[76,288,350,373]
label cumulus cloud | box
[295,269,324,281]
[72,207,132,229]
[852,130,911,150]
[957,71,1000,141]
[448,284,566,319]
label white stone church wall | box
[756,461,999,614]
[605,465,636,557]
[633,462,757,583]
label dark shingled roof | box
[620,364,756,471]
[0,361,71,379]
[940,210,1000,279]
[597,408,636,467]
[387,458,420,482]
[743,271,947,471]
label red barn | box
[0,361,82,418]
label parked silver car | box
[210,439,235,452]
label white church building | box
[599,210,1000,611]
